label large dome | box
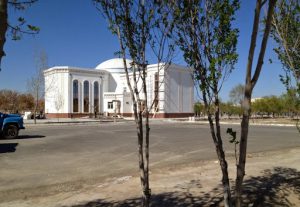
[95,58,132,73]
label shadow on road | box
[17,135,46,139]
[0,135,45,140]
[66,167,300,207]
[0,143,18,153]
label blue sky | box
[0,0,286,101]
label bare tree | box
[148,4,175,116]
[54,92,64,122]
[17,92,35,112]
[0,89,18,112]
[96,2,152,206]
[27,49,48,124]
[94,1,174,206]
[236,1,277,206]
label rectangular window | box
[108,102,113,109]
[154,72,159,111]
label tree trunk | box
[0,0,7,70]
[34,91,38,124]
[235,91,251,207]
[143,71,151,207]
[140,111,150,207]
[144,115,150,206]
[202,87,232,207]
[136,112,146,207]
[215,97,232,207]
[235,1,276,206]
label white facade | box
[44,58,194,118]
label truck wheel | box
[4,125,19,139]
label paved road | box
[0,121,299,195]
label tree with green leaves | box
[229,84,244,105]
[252,96,284,117]
[172,1,239,206]
[271,0,300,130]
[281,88,300,116]
[220,102,242,118]
[271,0,300,92]
[0,0,39,72]
[194,102,205,116]
[94,1,173,206]
[237,0,276,206]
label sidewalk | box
[166,117,298,127]
[23,117,298,127]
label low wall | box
[46,112,194,119]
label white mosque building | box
[44,58,194,118]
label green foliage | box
[220,102,242,117]
[271,0,300,92]
[173,0,239,103]
[194,102,205,115]
[27,25,40,32]
[251,90,300,117]
[281,88,300,114]
[226,127,239,165]
[7,1,40,41]
[226,128,239,144]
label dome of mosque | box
[95,58,132,73]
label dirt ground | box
[1,147,299,207]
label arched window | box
[94,81,99,113]
[73,80,79,112]
[84,81,89,113]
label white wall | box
[44,64,193,116]
[164,66,194,113]
[44,67,104,114]
[44,70,69,114]
[122,93,132,113]
[181,70,194,112]
[103,92,131,114]
[116,64,194,115]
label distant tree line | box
[0,89,44,114]
[194,89,300,118]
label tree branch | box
[8,0,37,10]
[251,0,277,89]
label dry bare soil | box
[1,147,300,207]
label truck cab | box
[0,112,25,139]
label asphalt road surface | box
[0,121,299,196]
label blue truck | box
[0,112,25,139]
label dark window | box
[94,82,99,113]
[73,80,79,112]
[154,72,159,111]
[108,102,113,109]
[84,81,89,113]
